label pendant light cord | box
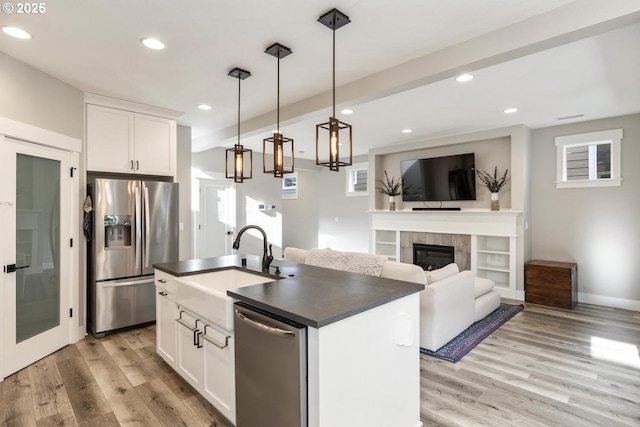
[277,52,280,133]
[237,75,241,146]
[332,24,336,118]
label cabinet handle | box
[131,160,134,170]
[136,160,139,170]
[158,291,168,296]
[176,311,200,348]
[201,325,230,349]
[157,279,167,284]
[235,309,295,337]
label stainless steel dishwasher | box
[234,302,307,427]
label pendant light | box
[263,43,294,178]
[316,8,352,172]
[226,67,253,183]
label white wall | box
[0,51,83,139]
[281,156,370,253]
[177,125,192,260]
[191,147,283,259]
[530,114,640,310]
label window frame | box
[555,128,622,189]
[345,162,368,197]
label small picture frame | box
[281,171,298,199]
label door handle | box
[235,309,295,337]
[4,264,16,273]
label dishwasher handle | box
[235,309,295,337]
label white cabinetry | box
[154,269,236,424]
[471,235,516,295]
[176,310,203,389]
[155,278,178,367]
[373,229,400,261]
[86,104,176,176]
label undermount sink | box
[175,268,276,331]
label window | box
[555,129,622,188]
[281,171,298,199]
[345,162,368,196]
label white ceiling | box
[1,1,639,159]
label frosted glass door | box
[15,154,61,343]
[1,136,73,379]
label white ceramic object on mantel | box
[491,192,500,211]
[389,195,396,211]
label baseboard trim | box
[578,292,640,312]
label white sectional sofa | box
[283,247,501,352]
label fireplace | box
[413,244,455,271]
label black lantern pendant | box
[226,67,253,183]
[263,43,294,178]
[316,8,352,172]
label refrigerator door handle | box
[135,186,141,269]
[144,185,150,268]
[99,277,154,288]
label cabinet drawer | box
[155,269,177,294]
[525,266,571,289]
[525,291,573,309]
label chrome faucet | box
[232,225,273,271]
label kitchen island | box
[154,254,424,427]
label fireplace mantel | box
[368,209,521,236]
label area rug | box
[420,303,524,362]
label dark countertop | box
[154,254,424,328]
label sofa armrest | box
[283,247,310,264]
[380,261,427,284]
[420,270,475,352]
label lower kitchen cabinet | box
[176,310,204,389]
[155,289,178,367]
[202,329,235,421]
[154,269,236,424]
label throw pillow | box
[425,263,459,285]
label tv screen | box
[401,153,476,201]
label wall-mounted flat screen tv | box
[401,153,476,201]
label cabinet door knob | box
[136,160,140,170]
[130,160,134,170]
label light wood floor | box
[1,302,639,427]
[421,301,640,427]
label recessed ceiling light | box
[197,104,212,110]
[402,129,412,133]
[341,109,353,115]
[456,74,474,82]
[141,37,165,50]
[504,108,518,114]
[2,26,32,40]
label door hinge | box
[70,238,73,247]
[69,308,73,318]
[70,167,77,177]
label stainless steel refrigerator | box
[87,177,179,338]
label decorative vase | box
[389,195,396,211]
[491,192,499,211]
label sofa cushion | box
[425,263,459,285]
[474,277,496,298]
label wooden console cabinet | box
[525,260,577,309]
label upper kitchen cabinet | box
[85,95,181,177]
